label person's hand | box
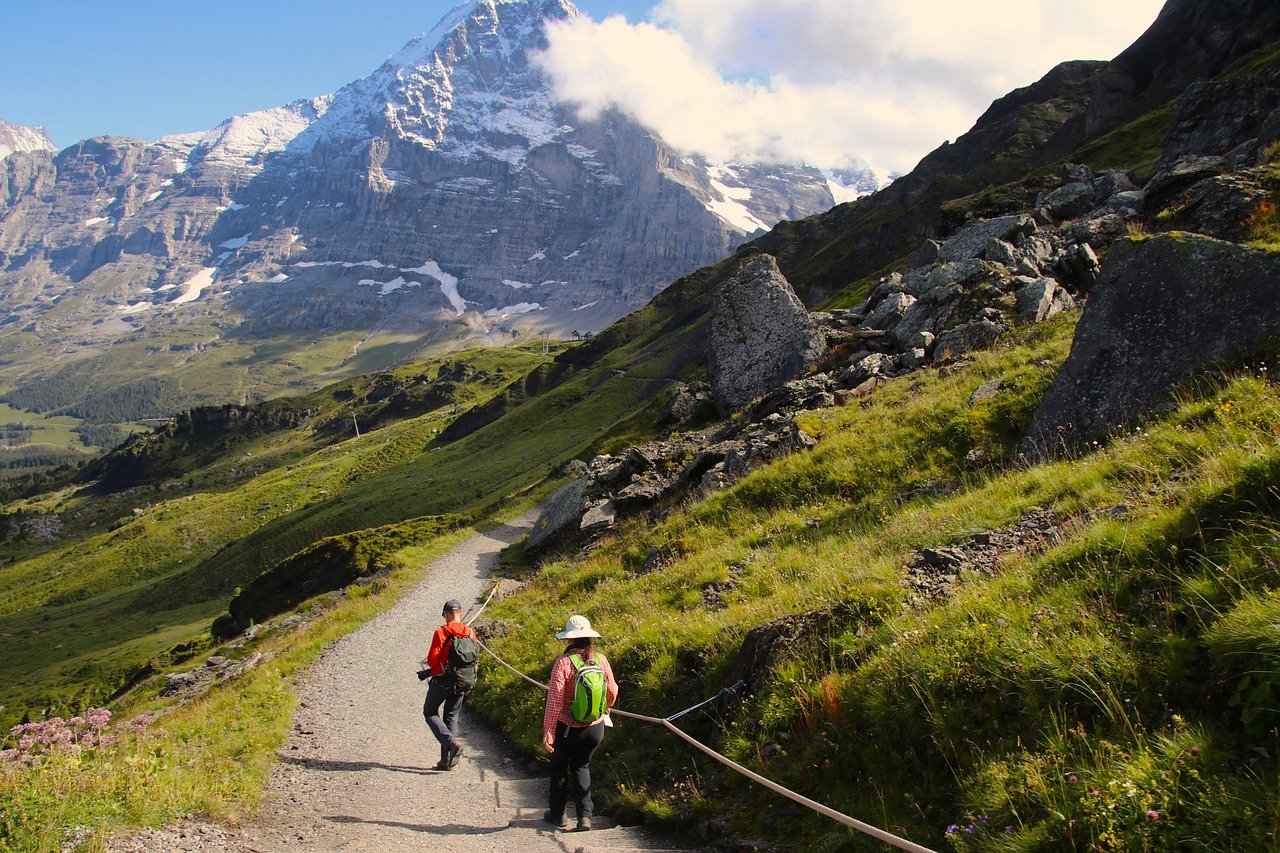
[543,733,555,753]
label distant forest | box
[1,371,186,423]
[73,423,128,450]
[0,446,84,477]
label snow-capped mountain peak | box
[290,0,579,162]
[822,155,888,203]
[157,98,329,172]
[0,119,57,161]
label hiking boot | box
[575,817,592,832]
[543,810,571,830]
[434,759,451,771]
[447,741,464,768]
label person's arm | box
[425,627,447,675]
[600,654,619,709]
[542,656,569,751]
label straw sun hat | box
[555,614,601,640]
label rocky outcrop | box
[523,406,822,559]
[1075,0,1280,142]
[1158,67,1280,170]
[657,382,714,428]
[1144,162,1270,242]
[817,164,1128,374]
[725,604,858,693]
[1024,235,1280,454]
[161,651,270,701]
[707,255,826,415]
[938,215,1037,263]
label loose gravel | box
[110,512,699,852]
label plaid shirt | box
[542,649,618,742]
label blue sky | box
[0,0,654,147]
[1,0,1165,174]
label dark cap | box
[443,599,463,612]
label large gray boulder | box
[524,479,587,556]
[1025,235,1280,455]
[708,255,826,414]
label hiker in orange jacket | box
[419,598,478,770]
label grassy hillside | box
[0,295,710,731]
[476,318,1280,851]
[0,343,577,728]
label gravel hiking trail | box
[111,511,700,853]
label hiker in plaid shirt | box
[542,615,618,833]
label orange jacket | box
[427,621,478,676]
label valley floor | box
[107,511,695,853]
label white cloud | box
[538,0,1165,176]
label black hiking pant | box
[423,676,465,763]
[548,720,606,822]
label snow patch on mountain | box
[157,98,327,173]
[359,276,423,296]
[484,301,542,317]
[403,261,464,314]
[293,259,389,270]
[822,156,887,203]
[704,164,769,234]
[173,268,217,304]
[289,0,580,168]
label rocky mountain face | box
[0,0,835,431]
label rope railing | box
[463,583,500,627]
[468,597,938,853]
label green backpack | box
[568,653,607,723]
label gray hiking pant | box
[423,676,465,763]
